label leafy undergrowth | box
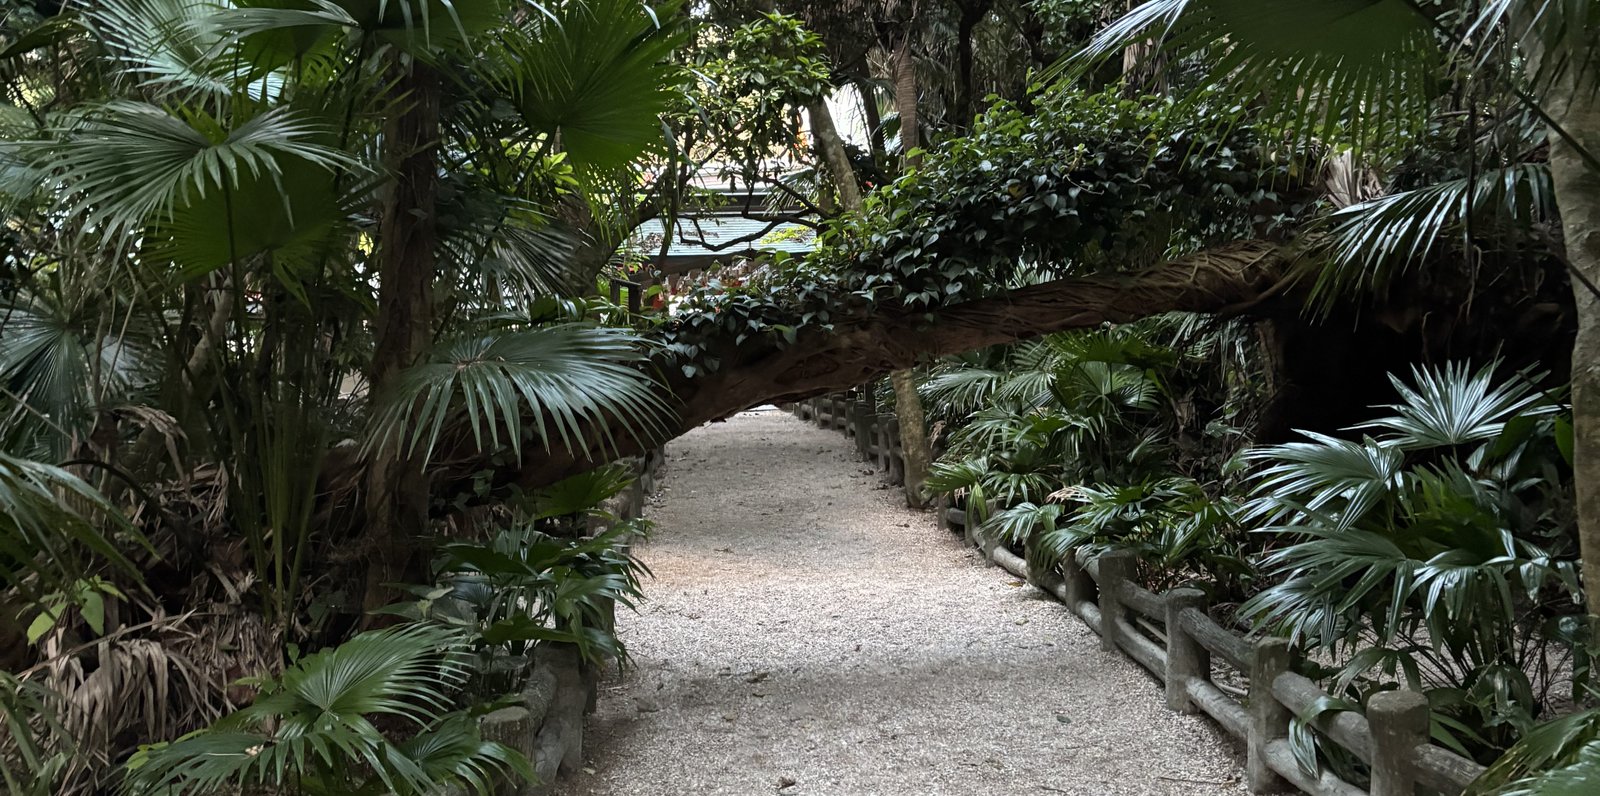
[920,322,1589,782]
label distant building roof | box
[631,209,818,275]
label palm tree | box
[0,0,687,789]
[122,623,528,795]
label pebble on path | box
[560,408,1249,796]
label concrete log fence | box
[795,395,1487,796]
[788,390,907,486]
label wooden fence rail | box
[789,392,1487,796]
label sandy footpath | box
[560,408,1248,796]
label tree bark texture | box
[466,242,1288,497]
[806,100,864,211]
[889,34,933,507]
[362,61,441,616]
[1547,72,1600,618]
[859,83,888,167]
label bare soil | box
[560,408,1249,796]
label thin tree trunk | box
[362,60,441,617]
[807,100,863,211]
[892,38,919,158]
[955,0,991,130]
[1547,74,1600,618]
[889,33,933,508]
[859,83,888,168]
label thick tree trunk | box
[556,193,614,291]
[362,61,441,617]
[1547,75,1600,618]
[889,34,933,507]
[313,243,1291,533]
[468,242,1288,497]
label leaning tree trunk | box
[888,34,934,508]
[362,60,441,617]
[310,242,1294,532]
[1547,72,1600,618]
[807,100,864,211]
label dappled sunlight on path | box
[561,408,1247,796]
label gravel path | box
[561,408,1248,796]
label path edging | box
[791,394,1485,796]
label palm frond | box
[0,450,144,600]
[1354,361,1550,450]
[1466,0,1600,107]
[1244,432,1407,529]
[437,189,582,300]
[921,367,1007,415]
[396,713,533,796]
[487,0,686,172]
[0,292,151,446]
[365,323,673,466]
[122,623,476,795]
[1305,164,1558,307]
[1066,0,1439,156]
[1491,744,1600,796]
[981,501,1064,546]
[40,101,358,242]
[83,0,241,98]
[1471,709,1600,794]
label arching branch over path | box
[468,241,1289,496]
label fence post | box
[1369,690,1429,796]
[1163,588,1208,713]
[1062,548,1094,614]
[1248,638,1291,794]
[885,420,905,485]
[1028,557,1064,595]
[978,518,999,566]
[960,495,977,546]
[1095,550,1136,654]
[875,413,895,472]
[851,395,874,460]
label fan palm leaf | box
[0,451,144,599]
[40,101,358,243]
[1354,361,1551,449]
[0,292,151,445]
[1471,709,1600,794]
[1245,432,1407,529]
[391,713,535,796]
[365,323,673,466]
[83,0,242,98]
[1306,164,1559,306]
[121,623,523,795]
[486,0,686,172]
[1065,0,1439,155]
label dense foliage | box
[0,0,1596,793]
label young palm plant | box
[122,623,530,796]
[1241,362,1579,756]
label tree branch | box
[461,241,1290,495]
